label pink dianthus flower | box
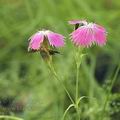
[69,21,107,47]
[28,30,65,51]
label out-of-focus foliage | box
[0,0,120,120]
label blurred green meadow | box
[0,0,120,120]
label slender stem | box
[75,48,83,120]
[62,104,74,120]
[76,65,79,103]
[48,61,74,104]
[0,115,23,120]
[76,108,80,120]
[75,63,80,120]
[100,63,120,120]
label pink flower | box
[28,30,65,51]
[68,20,87,26]
[70,22,107,47]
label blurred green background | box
[0,0,120,120]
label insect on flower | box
[69,20,107,47]
[68,20,87,30]
[28,30,65,60]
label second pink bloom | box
[70,21,107,47]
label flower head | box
[70,21,107,47]
[28,30,65,52]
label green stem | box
[75,63,80,120]
[76,65,79,103]
[100,63,120,120]
[62,104,75,120]
[75,64,80,120]
[75,47,83,120]
[0,115,23,120]
[48,61,74,104]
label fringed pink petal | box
[94,24,107,46]
[47,31,65,47]
[71,27,94,47]
[28,32,44,50]
[95,24,106,33]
